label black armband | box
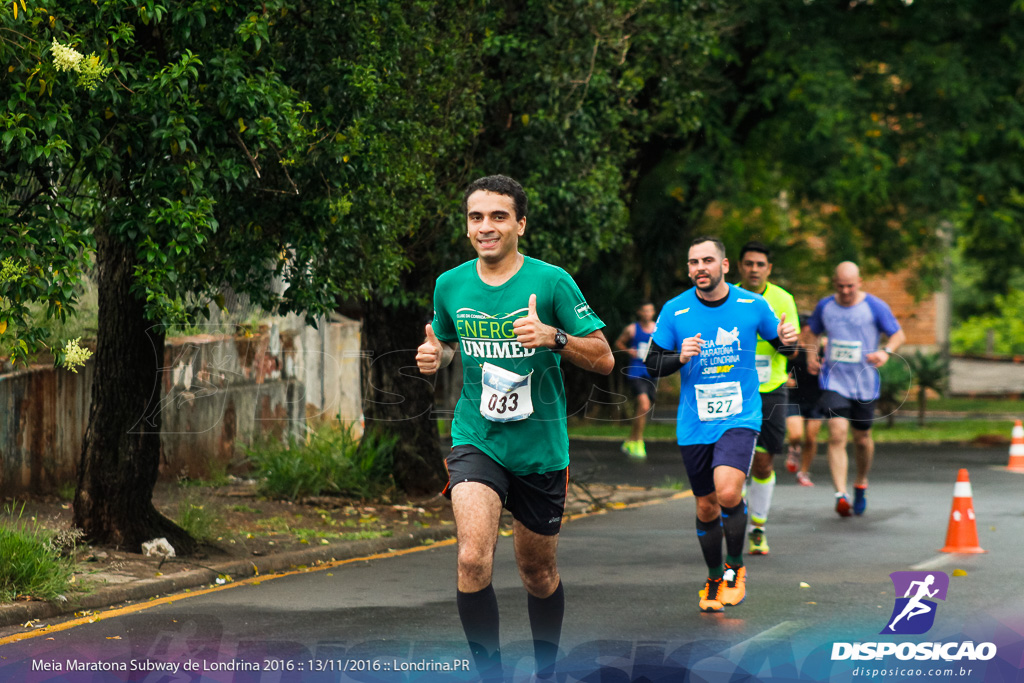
[644,340,685,378]
[768,336,797,357]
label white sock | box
[747,469,776,533]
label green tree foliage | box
[951,290,1024,357]
[467,1,723,270]
[444,0,730,416]
[624,0,1024,315]
[343,0,730,462]
[1,0,479,548]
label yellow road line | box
[0,490,691,646]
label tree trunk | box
[361,289,447,497]
[918,387,927,428]
[73,226,196,554]
[362,288,446,497]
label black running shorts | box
[443,445,568,536]
[818,390,876,431]
[628,376,657,401]
[756,386,789,455]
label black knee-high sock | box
[527,581,564,678]
[720,501,747,565]
[696,516,724,578]
[457,584,502,678]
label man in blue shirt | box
[645,236,797,613]
[807,261,905,517]
[614,301,658,458]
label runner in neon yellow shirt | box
[737,241,799,556]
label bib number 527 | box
[695,381,743,422]
[704,398,734,415]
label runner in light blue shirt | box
[807,261,906,518]
[644,236,797,614]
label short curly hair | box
[462,175,528,221]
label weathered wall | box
[860,269,946,352]
[0,317,362,497]
[0,363,95,496]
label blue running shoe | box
[853,486,867,515]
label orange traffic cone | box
[939,469,986,554]
[1007,420,1024,472]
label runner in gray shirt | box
[808,261,905,517]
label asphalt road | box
[2,440,1022,683]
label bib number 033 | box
[486,392,519,414]
[480,362,534,422]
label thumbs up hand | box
[513,293,553,349]
[680,333,703,364]
[777,312,798,346]
[416,323,445,375]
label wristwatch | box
[553,328,568,350]
[883,346,894,354]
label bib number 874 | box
[487,393,519,415]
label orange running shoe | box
[721,563,747,605]
[698,577,725,613]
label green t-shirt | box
[431,256,604,474]
[746,282,799,393]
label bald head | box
[835,261,860,280]
[833,261,863,306]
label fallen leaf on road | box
[799,582,811,588]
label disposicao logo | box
[882,571,948,635]
[831,571,997,663]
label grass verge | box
[0,504,81,602]
[174,491,228,544]
[244,421,396,501]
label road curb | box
[0,526,456,630]
[0,486,682,632]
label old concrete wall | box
[285,314,363,428]
[158,332,307,480]
[0,318,362,497]
[0,362,95,496]
[860,269,946,352]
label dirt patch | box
[2,479,664,596]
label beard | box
[692,268,723,293]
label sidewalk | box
[950,356,1024,395]
[0,481,677,633]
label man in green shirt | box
[737,241,799,556]
[416,175,613,681]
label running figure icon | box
[888,575,939,631]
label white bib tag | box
[829,339,863,364]
[480,362,533,422]
[755,354,772,384]
[696,381,743,422]
[637,340,651,362]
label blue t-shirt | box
[651,285,780,446]
[626,322,653,380]
[808,294,901,402]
